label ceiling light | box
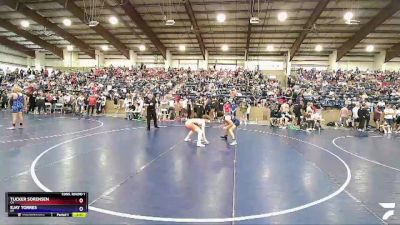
[109,16,118,25]
[67,45,74,51]
[250,16,260,24]
[20,20,30,28]
[88,21,99,27]
[221,44,229,51]
[165,19,175,26]
[101,45,109,51]
[345,19,360,25]
[277,11,287,22]
[179,45,186,51]
[315,44,323,52]
[366,45,374,52]
[266,44,274,51]
[63,18,72,27]
[139,44,146,51]
[343,11,354,22]
[217,13,226,23]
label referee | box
[144,94,159,131]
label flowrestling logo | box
[380,203,395,220]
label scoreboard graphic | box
[6,192,88,217]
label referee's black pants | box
[359,118,367,130]
[147,110,158,130]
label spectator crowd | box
[287,68,400,133]
[0,65,399,134]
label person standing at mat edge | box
[145,93,159,130]
[8,85,27,130]
[87,94,97,116]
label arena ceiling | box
[0,0,400,62]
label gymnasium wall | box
[0,45,30,68]
[337,56,374,71]
[0,41,399,73]
[291,55,329,70]
[386,61,400,71]
[98,54,398,72]
[16,55,400,73]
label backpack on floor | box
[326,121,335,127]
[300,122,308,130]
[233,118,240,127]
[288,124,300,130]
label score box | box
[6,192,88,217]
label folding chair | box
[160,108,170,121]
[54,103,64,114]
[45,103,52,114]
